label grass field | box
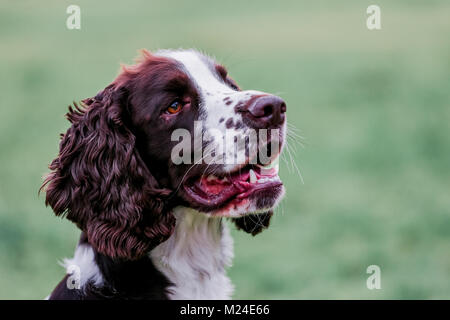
[0,0,449,299]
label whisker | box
[172,153,208,196]
[284,138,304,184]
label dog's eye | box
[166,100,183,114]
[228,82,239,91]
[227,78,240,91]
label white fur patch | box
[151,206,234,299]
[62,243,104,289]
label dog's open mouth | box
[183,156,282,210]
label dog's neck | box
[150,207,234,299]
[62,207,234,299]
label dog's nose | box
[243,95,286,129]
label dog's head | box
[42,49,286,260]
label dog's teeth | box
[274,164,279,173]
[249,169,257,183]
[206,175,217,182]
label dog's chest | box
[150,208,234,299]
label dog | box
[42,49,287,299]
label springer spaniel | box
[43,49,287,300]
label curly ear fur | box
[42,85,175,260]
[232,211,273,236]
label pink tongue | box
[201,170,251,195]
[201,183,227,195]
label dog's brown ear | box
[232,211,273,236]
[41,83,175,260]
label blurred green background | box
[1,0,449,299]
